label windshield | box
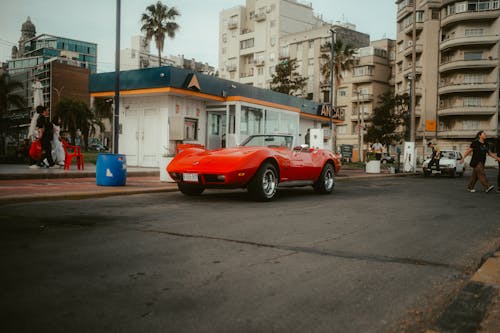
[441,151,456,159]
[241,135,294,149]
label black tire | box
[314,162,335,194]
[423,169,431,177]
[248,162,278,201]
[178,183,205,196]
[459,172,464,178]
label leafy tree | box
[53,97,101,150]
[140,1,180,67]
[320,40,356,103]
[270,58,307,96]
[365,92,408,147]
[0,73,25,130]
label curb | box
[427,250,500,333]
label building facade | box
[396,0,499,159]
[218,0,326,89]
[120,35,216,74]
[90,66,339,167]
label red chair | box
[62,139,84,170]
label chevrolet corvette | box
[167,134,341,201]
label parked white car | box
[422,150,465,177]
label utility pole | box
[329,28,336,152]
[113,0,121,154]
[410,0,417,143]
[356,89,361,162]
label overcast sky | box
[0,0,396,73]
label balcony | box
[403,65,423,77]
[253,59,265,67]
[438,105,498,116]
[441,9,499,28]
[226,64,237,72]
[350,74,374,84]
[439,58,498,72]
[255,12,266,22]
[440,34,499,51]
[350,94,373,103]
[403,43,423,57]
[438,82,498,95]
[437,129,497,139]
[227,22,238,30]
[403,22,423,36]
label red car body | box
[167,134,341,201]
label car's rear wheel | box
[248,162,278,201]
[178,183,205,196]
[314,162,335,194]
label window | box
[279,46,289,59]
[462,120,480,130]
[465,28,484,36]
[240,38,254,49]
[431,9,440,19]
[463,96,481,107]
[184,118,198,140]
[338,88,347,97]
[353,66,373,77]
[258,67,264,75]
[464,51,482,60]
[463,73,483,83]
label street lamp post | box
[329,28,336,152]
[113,0,121,154]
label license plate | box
[183,173,198,182]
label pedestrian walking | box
[427,142,441,172]
[51,115,65,167]
[460,130,500,193]
[35,106,55,168]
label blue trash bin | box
[96,153,127,186]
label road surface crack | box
[138,228,461,271]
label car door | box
[289,146,315,180]
[456,151,464,173]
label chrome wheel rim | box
[324,168,334,191]
[262,169,277,197]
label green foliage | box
[53,97,101,150]
[270,58,307,96]
[365,92,408,147]
[141,1,180,66]
[0,73,25,128]
[320,40,356,103]
[92,97,113,121]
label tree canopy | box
[53,97,101,149]
[140,1,180,67]
[270,58,307,96]
[365,92,408,147]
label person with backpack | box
[460,130,500,193]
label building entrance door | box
[207,111,226,149]
[121,108,160,166]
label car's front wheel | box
[314,162,335,194]
[178,183,205,196]
[248,162,278,201]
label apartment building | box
[219,0,326,89]
[396,0,499,157]
[120,36,216,74]
[438,0,499,150]
[336,39,396,161]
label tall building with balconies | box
[396,0,499,157]
[438,0,499,149]
[219,0,326,89]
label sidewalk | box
[0,163,411,204]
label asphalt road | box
[1,171,499,333]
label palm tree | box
[140,1,180,67]
[320,40,356,104]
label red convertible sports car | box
[167,134,341,201]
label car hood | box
[168,147,269,172]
